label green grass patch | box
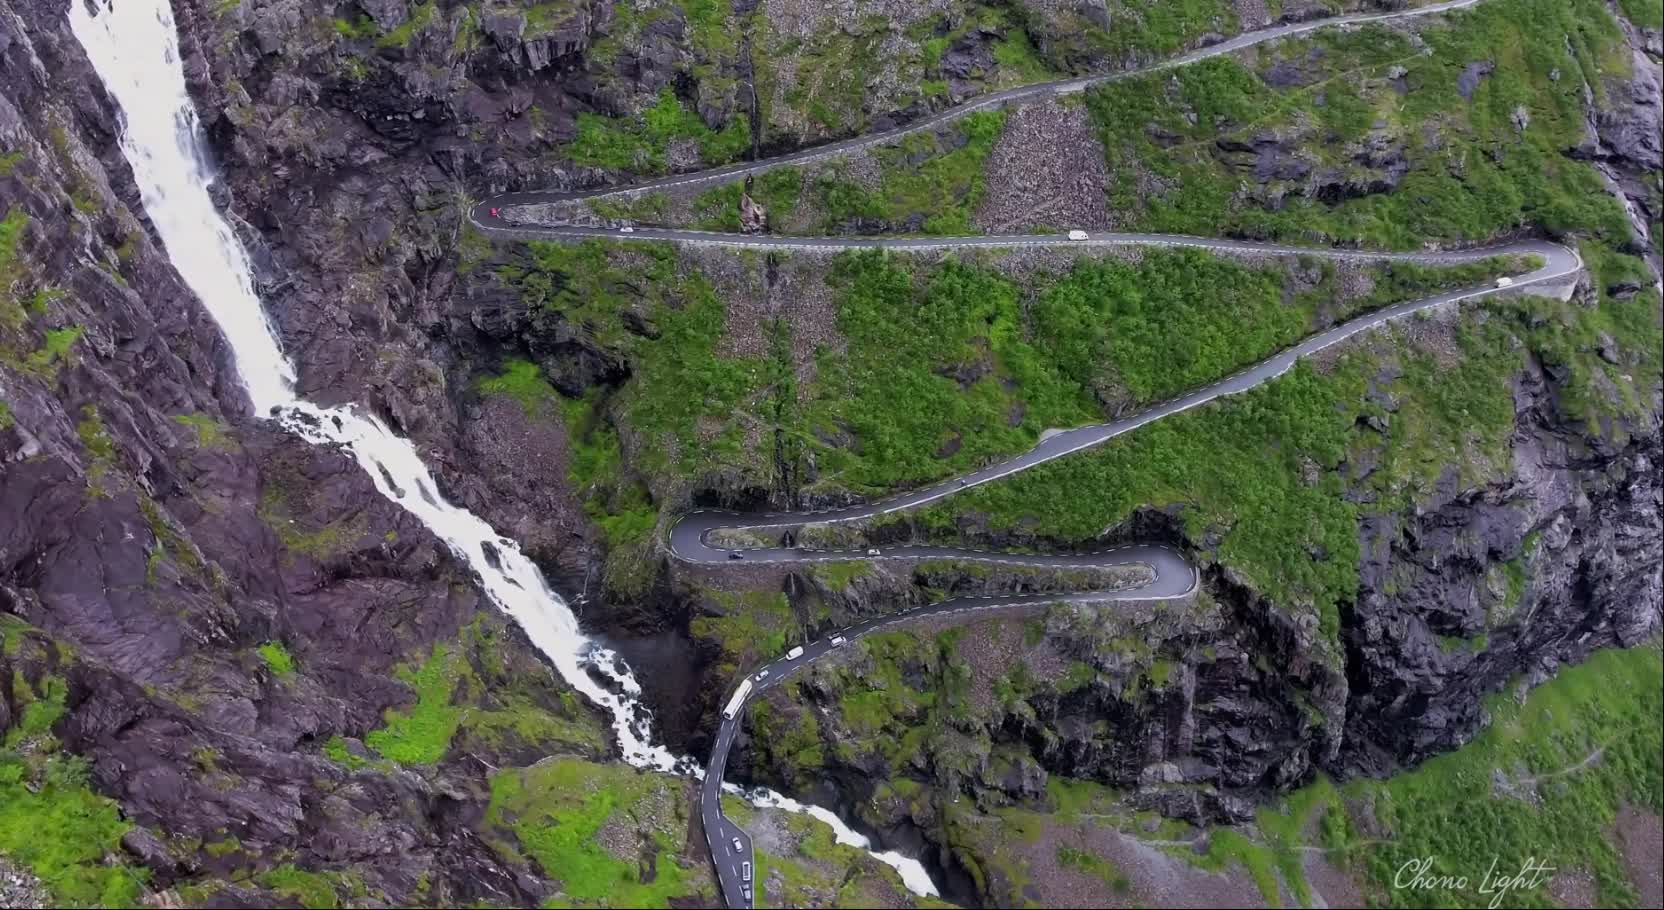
[21,325,83,377]
[375,0,433,49]
[525,1,581,36]
[322,735,371,771]
[691,168,804,231]
[365,644,464,765]
[1343,645,1664,907]
[257,640,295,677]
[476,358,560,417]
[332,15,377,40]
[0,749,145,907]
[801,251,1095,493]
[588,191,671,224]
[172,413,235,450]
[1615,0,1663,29]
[1032,247,1300,404]
[565,89,750,175]
[486,758,700,907]
[0,207,28,305]
[691,589,801,676]
[74,404,115,480]
[1058,845,1132,891]
[257,864,341,910]
[359,622,607,766]
[810,560,873,590]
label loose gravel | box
[973,99,1115,234]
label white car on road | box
[830,635,846,647]
[731,836,743,853]
[1495,276,1513,287]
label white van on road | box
[785,645,805,660]
[1067,230,1089,241]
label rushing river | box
[69,0,936,896]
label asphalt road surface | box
[469,1,1581,905]
[700,715,755,909]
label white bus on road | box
[722,678,754,719]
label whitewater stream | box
[69,0,936,896]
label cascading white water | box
[68,0,678,770]
[726,784,941,896]
[69,0,939,896]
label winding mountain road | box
[472,2,1584,906]
[663,239,1575,910]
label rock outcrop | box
[2,2,609,904]
[6,0,1658,903]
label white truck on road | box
[722,678,754,719]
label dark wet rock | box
[1341,353,1662,772]
[533,322,632,396]
[1278,3,1336,24]
[1130,785,1257,826]
[941,26,1000,83]
[1264,59,1316,88]
[359,0,408,30]
[1457,61,1495,100]
[739,191,766,234]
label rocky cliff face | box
[5,0,1660,905]
[2,2,611,905]
[723,323,1659,901]
[1344,351,1662,770]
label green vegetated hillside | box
[0,620,147,908]
[899,254,1659,647]
[473,239,1523,599]
[746,620,1661,909]
[569,0,1639,246]
[1086,0,1633,248]
[483,0,1662,654]
[567,0,1245,166]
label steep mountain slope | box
[0,0,1659,907]
[0,3,680,907]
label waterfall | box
[727,784,942,896]
[68,0,939,897]
[68,0,677,771]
